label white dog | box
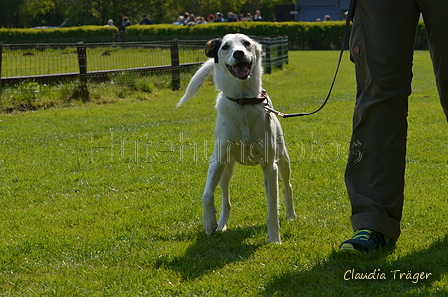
[177,33,296,243]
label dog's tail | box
[176,59,214,108]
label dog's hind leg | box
[278,146,297,220]
[262,162,281,244]
[217,158,236,232]
[202,160,225,236]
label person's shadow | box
[154,226,264,280]
[264,234,448,295]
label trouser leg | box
[419,0,448,120]
[345,0,420,241]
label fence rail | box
[0,36,288,90]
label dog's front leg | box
[202,160,225,236]
[217,159,236,232]
[262,162,281,244]
[278,146,297,220]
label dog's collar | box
[226,90,267,105]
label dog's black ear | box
[205,38,222,63]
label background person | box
[213,12,225,22]
[140,14,153,25]
[253,10,263,21]
[104,19,114,27]
[119,16,132,32]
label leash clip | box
[264,105,285,117]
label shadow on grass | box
[155,225,264,280]
[265,234,447,296]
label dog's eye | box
[222,44,230,50]
[243,41,251,47]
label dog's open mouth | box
[227,62,251,79]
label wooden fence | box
[0,36,288,90]
[257,36,289,74]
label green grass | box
[0,71,178,112]
[0,51,447,296]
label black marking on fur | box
[205,38,222,63]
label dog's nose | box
[233,50,244,59]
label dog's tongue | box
[233,63,250,78]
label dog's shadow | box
[155,226,264,280]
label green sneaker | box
[339,229,394,253]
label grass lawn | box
[0,51,446,296]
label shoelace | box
[352,230,384,245]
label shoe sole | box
[338,243,363,254]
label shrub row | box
[0,26,118,44]
[1,21,428,50]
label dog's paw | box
[204,224,218,236]
[216,223,227,232]
[203,203,218,236]
[267,228,282,244]
[203,215,218,236]
[286,212,297,220]
[268,236,282,244]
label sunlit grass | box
[0,51,446,295]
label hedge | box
[0,26,118,44]
[0,21,428,50]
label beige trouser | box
[345,0,448,241]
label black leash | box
[266,0,355,118]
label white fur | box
[177,33,296,243]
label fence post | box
[277,41,283,70]
[76,42,89,100]
[76,42,87,77]
[265,40,272,74]
[0,43,3,89]
[283,37,289,65]
[170,38,180,91]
